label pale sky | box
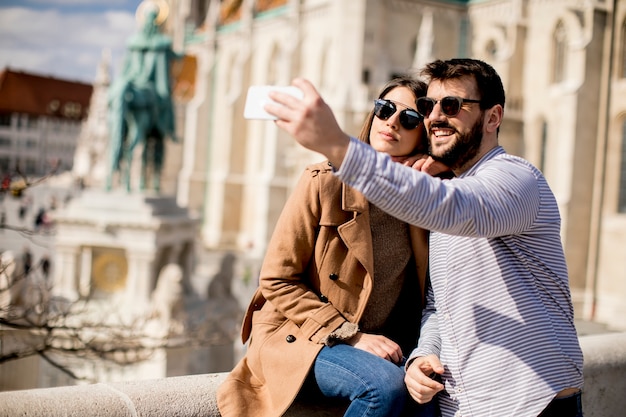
[0,0,144,84]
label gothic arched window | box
[618,118,626,213]
[552,21,567,83]
[486,39,498,59]
[620,18,626,78]
[540,120,548,173]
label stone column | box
[124,250,156,309]
[78,246,93,298]
[52,245,79,300]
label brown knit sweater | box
[360,202,412,331]
[323,202,413,344]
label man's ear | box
[484,104,503,134]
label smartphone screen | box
[243,85,303,120]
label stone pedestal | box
[43,190,216,383]
[52,190,198,310]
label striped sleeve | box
[336,137,541,238]
[409,282,440,358]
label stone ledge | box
[1,332,625,417]
[0,373,226,417]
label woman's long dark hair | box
[357,76,428,155]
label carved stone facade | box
[169,0,626,331]
[72,50,112,189]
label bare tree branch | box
[1,166,241,382]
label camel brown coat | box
[217,162,429,417]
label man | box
[265,59,584,417]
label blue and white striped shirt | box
[336,138,584,417]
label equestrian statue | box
[106,0,181,193]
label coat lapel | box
[337,184,374,276]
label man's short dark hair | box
[420,58,506,111]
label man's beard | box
[428,116,483,171]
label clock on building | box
[92,251,128,293]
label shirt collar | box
[460,146,505,178]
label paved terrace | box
[1,332,625,417]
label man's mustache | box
[428,122,456,134]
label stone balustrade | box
[1,332,625,417]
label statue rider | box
[106,0,181,193]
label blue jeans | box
[537,391,583,417]
[312,344,439,417]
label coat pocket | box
[246,310,288,384]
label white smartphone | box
[243,85,303,120]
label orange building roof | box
[220,0,287,25]
[0,68,93,120]
[172,55,197,102]
[256,0,288,11]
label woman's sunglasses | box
[373,99,422,130]
[416,96,482,118]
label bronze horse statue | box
[105,3,178,193]
[107,83,168,192]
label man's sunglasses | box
[373,99,422,130]
[416,96,482,118]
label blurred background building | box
[171,0,626,332]
[1,0,625,391]
[0,69,92,177]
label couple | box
[218,59,584,417]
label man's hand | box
[266,78,350,168]
[405,354,445,403]
[411,155,452,177]
[399,154,452,177]
[346,332,403,364]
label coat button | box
[329,273,339,281]
[286,335,296,343]
[319,294,328,303]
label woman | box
[217,77,442,417]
